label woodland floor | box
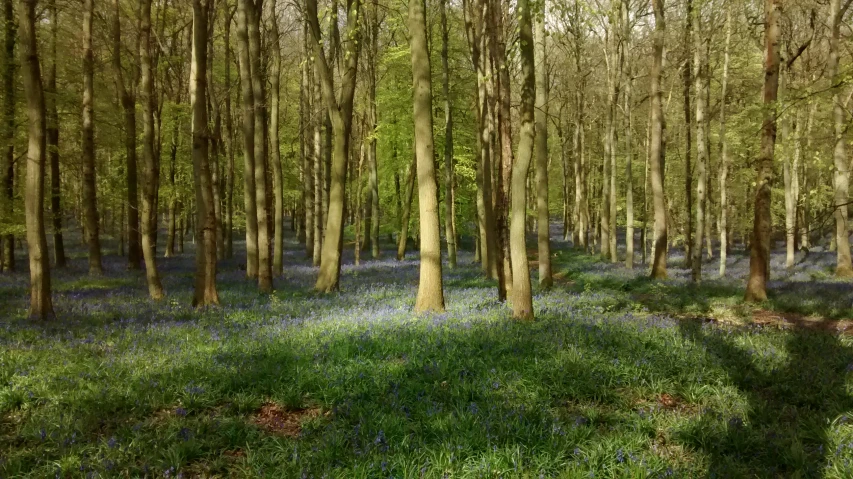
[2,224,853,477]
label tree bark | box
[649,0,667,279]
[623,0,633,269]
[18,0,53,319]
[224,6,235,258]
[46,0,64,268]
[190,0,219,307]
[268,0,284,277]
[0,0,12,273]
[744,0,780,302]
[718,7,731,277]
[510,0,535,320]
[112,0,141,270]
[368,0,380,259]
[683,0,694,270]
[829,0,853,277]
[81,0,102,275]
[691,4,708,282]
[235,0,258,278]
[534,4,551,288]
[410,0,446,313]
[440,0,456,268]
[307,0,362,292]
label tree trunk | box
[268,0,284,277]
[410,0,446,313]
[235,0,258,278]
[397,151,417,260]
[534,4,551,288]
[139,0,164,299]
[744,0,780,302]
[81,0,102,275]
[112,0,141,270]
[440,0,456,268]
[307,0,362,292]
[510,0,535,320]
[312,68,323,266]
[829,0,853,277]
[718,7,731,277]
[190,0,218,307]
[245,0,271,292]
[303,24,314,258]
[224,6,235,259]
[691,5,708,282]
[623,1,634,269]
[0,0,12,273]
[355,140,364,265]
[18,0,53,319]
[46,0,64,269]
[649,0,667,279]
[491,0,511,297]
[683,0,694,270]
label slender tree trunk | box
[800,101,815,251]
[0,0,12,273]
[397,151,417,260]
[623,1,634,269]
[355,139,364,264]
[46,0,64,268]
[719,7,731,277]
[268,0,284,277]
[224,6,235,258]
[112,0,141,270]
[190,0,218,307]
[534,5,551,288]
[744,0,780,302]
[492,0,511,296]
[81,0,102,275]
[140,0,164,299]
[683,0,694,269]
[829,0,853,277]
[649,0,667,279]
[18,0,53,319]
[235,0,258,278]
[303,24,314,258]
[307,0,362,292]
[440,0,456,268]
[510,0,535,320]
[691,5,708,282]
[312,69,323,266]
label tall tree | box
[510,0,535,320]
[46,0,64,268]
[649,0,667,279]
[396,151,416,260]
[440,0,457,268]
[622,0,634,268]
[268,0,284,277]
[829,0,853,277]
[368,0,380,259]
[18,0,53,319]
[691,0,708,282]
[224,5,235,259]
[112,0,141,270]
[744,0,780,302]
[82,0,102,275]
[410,0,445,313]
[246,0,272,292]
[140,0,164,299]
[307,0,363,292]
[718,6,731,277]
[190,0,218,307]
[235,0,259,279]
[533,0,551,288]
[682,0,694,270]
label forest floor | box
[2,227,853,478]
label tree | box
[440,0,457,269]
[82,0,102,275]
[718,6,731,277]
[829,0,853,277]
[18,0,53,319]
[533,0,551,288]
[410,0,446,313]
[268,0,284,277]
[510,0,536,320]
[744,0,780,302]
[46,0,64,268]
[190,0,218,307]
[649,0,667,279]
[112,0,141,270]
[235,0,258,279]
[140,0,164,300]
[307,0,362,292]
[691,0,709,282]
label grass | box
[2,230,853,478]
